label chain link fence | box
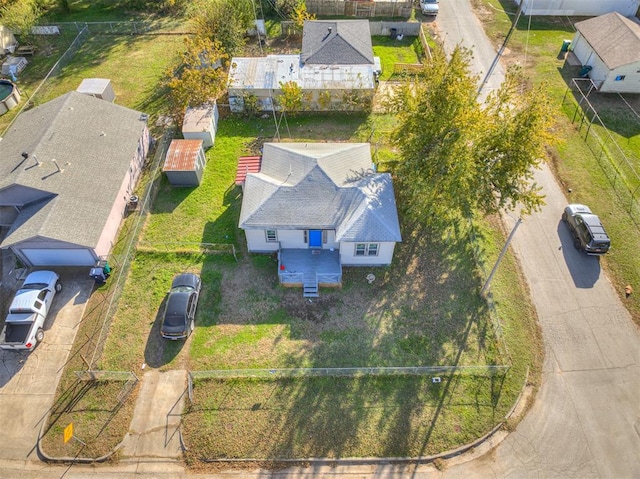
[188,365,511,402]
[562,79,640,224]
[137,242,238,260]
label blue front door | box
[309,230,322,248]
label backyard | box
[7,2,542,465]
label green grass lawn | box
[37,4,540,462]
[373,35,422,80]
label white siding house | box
[571,13,640,93]
[515,0,640,16]
[239,143,402,295]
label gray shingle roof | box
[239,143,401,243]
[575,12,640,69]
[301,20,374,65]
[0,91,148,248]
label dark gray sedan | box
[160,273,201,340]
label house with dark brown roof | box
[571,12,640,93]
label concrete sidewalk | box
[120,369,187,462]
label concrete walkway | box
[120,369,187,463]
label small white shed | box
[76,78,116,102]
[182,102,218,148]
[163,139,206,187]
[0,25,17,54]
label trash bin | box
[90,259,111,283]
[89,267,107,283]
[579,65,593,78]
[390,28,398,39]
[561,39,571,53]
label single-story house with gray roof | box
[571,12,640,93]
[0,90,150,267]
[239,142,401,294]
[228,20,379,112]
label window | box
[265,230,278,242]
[614,75,626,81]
[355,243,379,256]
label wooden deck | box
[278,249,342,291]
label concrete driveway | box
[0,273,93,462]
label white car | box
[0,270,62,350]
[420,0,439,16]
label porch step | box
[303,273,319,298]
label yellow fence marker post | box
[63,423,74,444]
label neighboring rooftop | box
[575,12,640,69]
[301,20,374,65]
[228,54,376,91]
[0,91,148,248]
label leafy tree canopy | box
[164,36,229,123]
[390,45,555,228]
[0,0,42,35]
[277,80,303,114]
[189,0,253,57]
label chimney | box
[328,27,332,34]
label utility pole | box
[481,217,522,295]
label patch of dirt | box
[281,294,334,323]
[244,35,301,57]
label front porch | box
[278,248,342,297]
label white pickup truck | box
[0,270,62,351]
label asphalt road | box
[435,1,640,477]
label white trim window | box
[265,229,278,242]
[355,243,379,256]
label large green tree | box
[390,45,555,227]
[0,0,41,36]
[164,36,229,123]
[189,0,253,57]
